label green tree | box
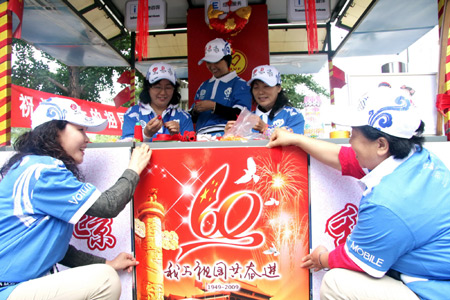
[11,36,141,142]
[12,37,137,103]
[281,74,329,109]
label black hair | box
[250,81,292,120]
[139,79,181,106]
[355,121,425,159]
[0,120,83,180]
[222,55,232,68]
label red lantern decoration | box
[207,4,252,36]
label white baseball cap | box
[146,62,177,85]
[247,65,282,87]
[31,97,108,132]
[333,86,422,139]
[198,38,232,65]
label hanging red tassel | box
[136,0,149,61]
[305,0,318,54]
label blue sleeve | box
[179,112,194,134]
[231,80,252,110]
[345,203,415,277]
[287,111,305,134]
[32,166,100,224]
[121,106,137,139]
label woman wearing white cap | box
[0,97,152,300]
[192,38,252,136]
[267,86,450,300]
[226,65,305,136]
[121,62,193,141]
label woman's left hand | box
[106,252,139,273]
[253,117,268,133]
[164,121,180,135]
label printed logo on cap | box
[368,95,410,132]
[249,65,281,86]
[146,63,176,84]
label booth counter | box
[0,137,448,300]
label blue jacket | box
[254,105,305,134]
[121,102,193,141]
[194,71,251,135]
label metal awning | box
[335,0,438,57]
[16,0,438,76]
[21,0,129,67]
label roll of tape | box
[330,130,350,138]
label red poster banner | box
[133,145,310,300]
[11,84,127,135]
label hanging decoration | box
[329,63,346,90]
[304,0,318,54]
[114,69,136,108]
[8,0,24,38]
[114,87,131,109]
[207,1,251,36]
[136,0,149,61]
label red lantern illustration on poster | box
[325,203,358,247]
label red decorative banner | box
[134,145,310,299]
[11,84,127,136]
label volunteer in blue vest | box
[0,97,152,300]
[121,62,193,141]
[268,86,450,300]
[225,65,305,136]
[191,38,252,136]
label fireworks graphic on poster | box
[248,149,309,271]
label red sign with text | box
[11,84,127,135]
[134,145,310,299]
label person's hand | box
[224,121,236,134]
[164,121,180,135]
[144,116,163,138]
[194,100,216,113]
[127,144,152,175]
[301,245,329,272]
[266,128,298,148]
[106,252,138,273]
[253,117,268,133]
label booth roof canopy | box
[19,0,438,76]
